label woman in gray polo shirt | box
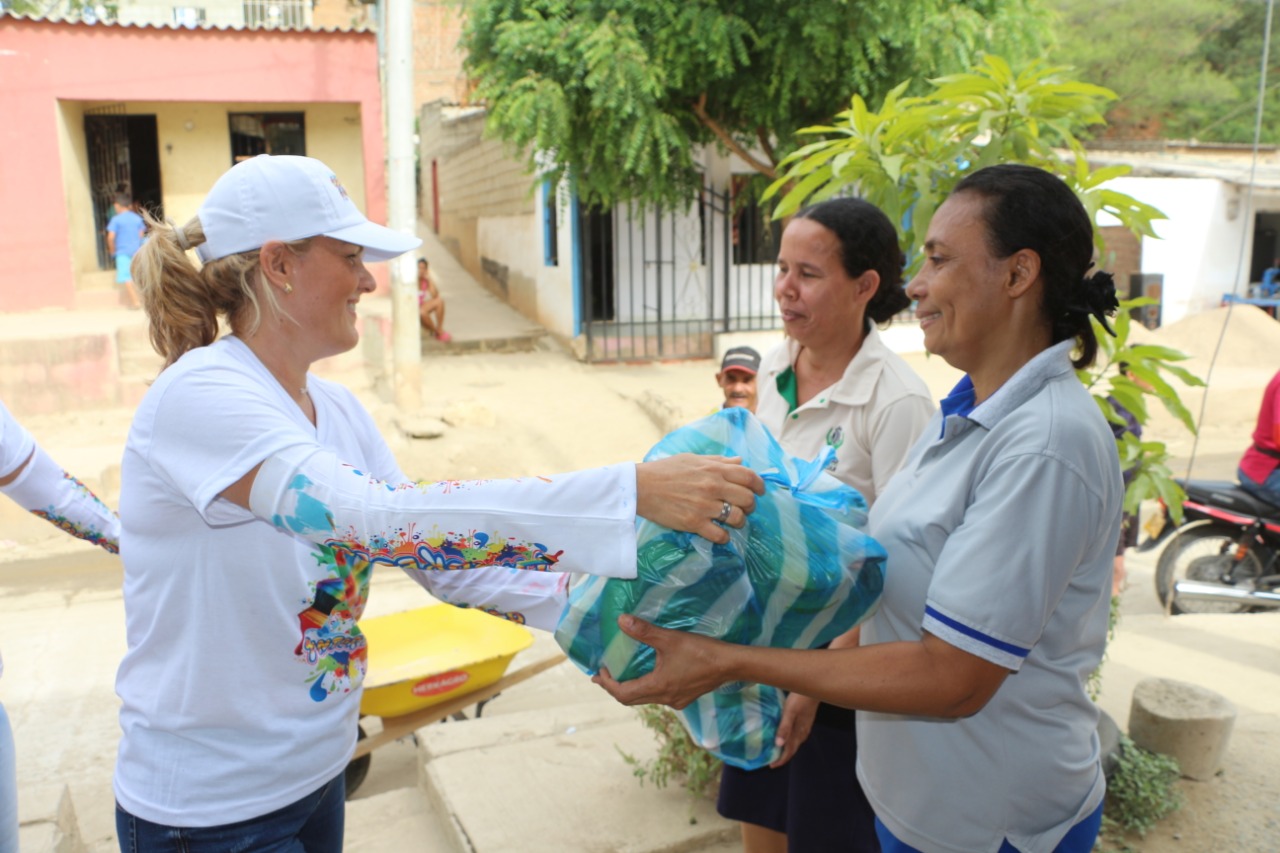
[596,163,1123,853]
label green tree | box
[1190,0,1280,142]
[1047,0,1280,144]
[765,55,1201,523]
[1046,0,1241,140]
[461,0,1051,208]
[2,0,119,19]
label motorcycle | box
[1139,478,1280,614]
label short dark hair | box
[792,197,910,324]
[952,164,1115,369]
[114,193,133,208]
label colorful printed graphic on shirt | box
[296,545,371,703]
[328,526,564,573]
[271,470,565,573]
[31,473,120,554]
[454,603,528,625]
[273,469,567,699]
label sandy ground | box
[3,302,1279,851]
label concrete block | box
[1129,677,1237,780]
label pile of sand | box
[1137,305,1280,441]
[1151,305,1280,371]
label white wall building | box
[1091,143,1280,326]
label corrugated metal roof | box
[0,10,374,34]
[1082,143,1280,191]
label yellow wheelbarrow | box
[345,604,564,797]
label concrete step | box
[73,289,127,313]
[421,330,547,357]
[416,699,735,853]
[73,270,127,312]
[344,786,457,853]
[115,323,162,381]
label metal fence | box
[581,185,784,363]
[242,0,310,29]
[84,105,129,270]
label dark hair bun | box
[1062,270,1118,336]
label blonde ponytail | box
[135,213,303,368]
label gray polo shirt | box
[858,340,1122,853]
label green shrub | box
[1104,735,1183,839]
[618,705,723,802]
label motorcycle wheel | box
[1155,523,1265,615]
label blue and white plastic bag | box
[554,406,886,769]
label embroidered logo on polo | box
[824,427,844,471]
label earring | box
[284,283,293,294]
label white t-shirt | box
[1,399,121,679]
[113,337,637,827]
[0,399,35,481]
[0,399,34,682]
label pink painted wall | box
[0,18,387,312]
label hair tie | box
[1061,270,1118,337]
[170,220,192,252]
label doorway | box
[1249,212,1280,283]
[85,108,162,269]
[579,205,615,322]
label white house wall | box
[1104,176,1246,325]
[422,99,786,345]
[539,182,576,336]
[473,183,576,338]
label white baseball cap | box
[196,154,422,264]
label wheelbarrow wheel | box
[345,723,372,799]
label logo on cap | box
[719,346,761,375]
[329,174,350,201]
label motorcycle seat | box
[1181,479,1280,520]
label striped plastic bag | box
[554,406,886,769]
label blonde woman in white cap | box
[113,154,762,852]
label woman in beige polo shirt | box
[719,197,935,853]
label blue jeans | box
[116,773,345,853]
[0,703,18,853]
[875,799,1104,853]
[1239,466,1280,508]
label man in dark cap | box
[716,345,761,413]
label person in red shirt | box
[1238,368,1280,507]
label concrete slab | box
[417,703,735,853]
[344,787,456,853]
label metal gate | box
[85,105,130,270]
[580,184,784,363]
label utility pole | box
[384,0,421,411]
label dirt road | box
[3,318,1279,851]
